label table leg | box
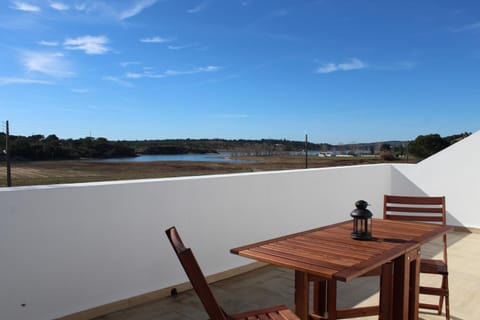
[392,253,409,320]
[327,279,337,319]
[407,249,421,320]
[379,262,393,320]
[313,279,327,316]
[392,248,421,320]
[295,270,309,320]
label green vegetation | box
[0,132,471,162]
[407,132,471,160]
[0,131,472,187]
[0,134,136,161]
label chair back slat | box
[383,195,448,265]
[385,214,444,223]
[386,206,444,214]
[165,227,227,320]
[383,195,446,225]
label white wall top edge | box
[0,163,395,192]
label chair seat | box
[229,305,300,320]
[420,258,448,275]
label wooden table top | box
[231,219,451,282]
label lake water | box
[95,153,254,163]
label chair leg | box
[437,276,445,315]
[443,276,450,320]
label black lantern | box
[350,200,373,240]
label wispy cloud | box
[119,0,157,20]
[71,88,90,93]
[125,71,163,79]
[316,58,366,74]
[50,2,69,11]
[120,61,141,67]
[0,77,52,86]
[164,65,221,76]
[140,36,171,43]
[23,51,74,77]
[451,21,480,33]
[106,65,221,86]
[64,35,109,55]
[187,1,209,14]
[125,65,220,78]
[10,1,41,12]
[168,44,192,50]
[38,40,59,46]
[102,76,133,87]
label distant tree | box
[408,134,449,159]
[379,143,396,161]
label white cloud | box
[187,1,208,14]
[102,76,133,87]
[50,2,69,11]
[119,0,157,20]
[140,36,171,43]
[120,61,141,67]
[316,58,366,74]
[23,51,74,77]
[167,44,193,50]
[10,1,41,12]
[74,3,87,11]
[109,65,220,86]
[125,72,143,79]
[338,58,365,70]
[71,88,89,93]
[0,77,52,85]
[38,40,59,46]
[164,65,220,76]
[64,35,109,55]
[451,21,480,32]
[125,71,163,79]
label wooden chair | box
[384,195,450,319]
[165,226,300,320]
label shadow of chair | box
[165,226,300,320]
[384,194,450,320]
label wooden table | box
[231,218,451,320]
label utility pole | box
[304,133,308,169]
[6,120,12,187]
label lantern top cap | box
[355,200,369,209]
[350,200,373,218]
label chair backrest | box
[165,227,228,320]
[383,195,447,262]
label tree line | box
[0,134,136,161]
[0,132,471,161]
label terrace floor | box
[96,230,479,320]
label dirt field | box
[0,156,411,187]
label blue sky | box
[0,0,479,144]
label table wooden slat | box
[231,219,451,281]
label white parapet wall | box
[2,128,479,320]
[393,130,480,228]
[0,165,391,320]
